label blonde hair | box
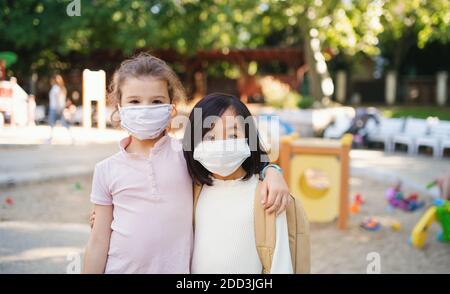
[108,52,186,125]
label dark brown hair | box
[182,93,268,186]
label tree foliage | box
[1,0,449,75]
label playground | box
[0,128,449,274]
[1,0,449,276]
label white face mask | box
[119,104,173,140]
[193,138,251,177]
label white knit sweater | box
[191,175,293,274]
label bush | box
[298,95,314,109]
[260,76,313,109]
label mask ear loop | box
[109,104,122,127]
[165,104,177,135]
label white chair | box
[439,137,450,158]
[367,118,403,152]
[364,118,379,136]
[415,120,450,157]
[323,113,352,139]
[434,121,450,157]
[392,118,428,154]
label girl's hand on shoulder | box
[261,167,291,216]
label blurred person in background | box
[48,74,73,143]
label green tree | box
[379,0,450,71]
[1,0,449,100]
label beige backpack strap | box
[193,183,203,228]
[286,196,311,274]
[254,181,276,274]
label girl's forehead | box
[209,108,244,132]
[220,107,236,117]
[122,76,168,93]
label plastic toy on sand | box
[385,181,424,212]
[360,217,381,231]
[411,174,450,249]
[350,193,364,214]
[361,217,400,232]
[74,182,82,190]
[5,197,13,206]
[411,199,450,249]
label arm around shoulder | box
[83,204,113,274]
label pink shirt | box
[90,135,193,274]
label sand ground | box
[1,173,449,274]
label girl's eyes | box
[203,134,238,141]
[127,98,166,104]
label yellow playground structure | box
[279,134,352,229]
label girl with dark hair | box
[183,93,293,274]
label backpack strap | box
[254,188,311,274]
[254,181,276,274]
[286,196,311,274]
